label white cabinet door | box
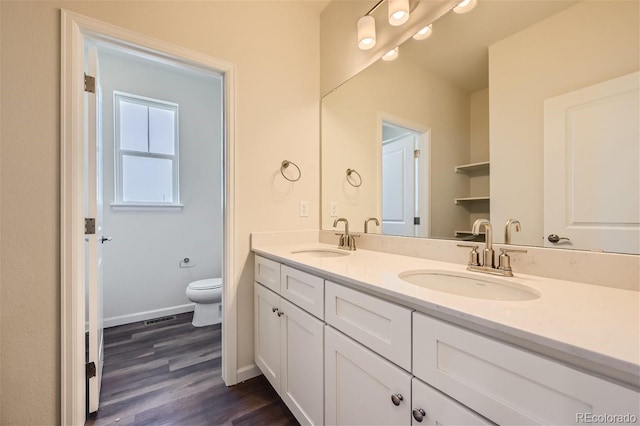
[254,283,281,392]
[325,326,412,426]
[411,378,491,425]
[280,299,324,425]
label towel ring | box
[346,168,362,187]
[280,160,301,182]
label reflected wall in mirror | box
[321,0,639,254]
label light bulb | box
[357,15,376,50]
[382,47,399,61]
[413,24,433,41]
[388,0,410,26]
[453,0,477,14]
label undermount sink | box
[290,248,350,257]
[398,270,540,301]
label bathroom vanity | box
[252,241,639,425]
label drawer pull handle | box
[412,408,426,422]
[272,307,279,313]
[391,393,404,406]
[277,311,284,317]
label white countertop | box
[253,242,640,385]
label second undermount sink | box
[290,248,350,258]
[398,270,540,301]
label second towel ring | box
[281,160,301,182]
[346,168,362,187]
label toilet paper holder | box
[180,257,196,268]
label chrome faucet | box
[364,217,380,233]
[505,219,521,244]
[333,218,356,251]
[457,219,527,277]
[472,219,494,268]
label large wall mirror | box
[321,0,639,254]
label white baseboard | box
[236,363,261,383]
[103,303,195,328]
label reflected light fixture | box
[412,23,433,40]
[357,15,377,50]
[388,0,410,26]
[453,0,477,14]
[382,47,399,61]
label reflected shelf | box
[454,196,490,205]
[454,161,490,174]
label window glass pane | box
[122,155,173,203]
[149,107,175,155]
[120,101,148,152]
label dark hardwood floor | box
[87,313,299,426]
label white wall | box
[321,53,470,237]
[99,50,221,324]
[489,0,639,245]
[0,2,321,423]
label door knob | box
[100,236,112,243]
[412,408,426,422]
[391,393,404,406]
[548,234,570,243]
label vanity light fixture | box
[453,0,477,14]
[357,0,412,51]
[382,47,399,61]
[412,23,433,40]
[388,0,410,26]
[357,15,377,50]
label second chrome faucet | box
[333,217,357,251]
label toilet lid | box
[189,278,222,290]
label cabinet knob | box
[272,307,279,313]
[391,393,404,406]
[412,408,426,422]
[277,311,284,317]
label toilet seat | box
[188,278,222,291]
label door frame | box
[60,10,238,424]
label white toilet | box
[186,278,222,327]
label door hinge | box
[86,362,96,379]
[414,149,421,158]
[414,217,421,225]
[84,74,96,93]
[85,218,96,235]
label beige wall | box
[321,53,470,237]
[489,0,639,245]
[0,1,321,423]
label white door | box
[280,299,324,426]
[254,283,281,392]
[85,46,105,414]
[325,326,412,426]
[411,378,492,425]
[382,134,416,236]
[544,72,639,253]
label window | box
[114,92,180,207]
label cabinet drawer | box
[281,265,324,319]
[255,255,281,293]
[412,378,492,425]
[325,281,412,370]
[413,312,640,425]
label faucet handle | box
[457,244,480,266]
[498,248,527,275]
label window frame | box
[112,91,181,209]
